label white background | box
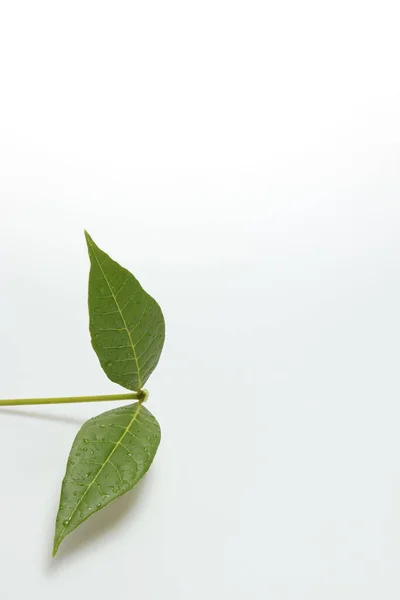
[0,0,400,598]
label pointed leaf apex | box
[85,235,165,390]
[52,402,161,553]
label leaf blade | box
[53,402,161,555]
[85,231,165,390]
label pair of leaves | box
[53,232,165,555]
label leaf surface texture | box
[85,231,165,391]
[53,402,161,555]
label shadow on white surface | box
[0,408,84,427]
[47,472,151,568]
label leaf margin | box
[52,401,161,556]
[85,230,165,391]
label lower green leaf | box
[53,402,161,555]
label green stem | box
[0,392,146,407]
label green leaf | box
[53,402,161,555]
[85,231,165,391]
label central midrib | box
[90,241,142,389]
[55,402,142,548]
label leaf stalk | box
[0,392,144,407]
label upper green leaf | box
[85,231,165,391]
[53,401,161,555]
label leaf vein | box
[55,403,143,546]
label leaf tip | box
[52,540,60,557]
[84,230,97,257]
